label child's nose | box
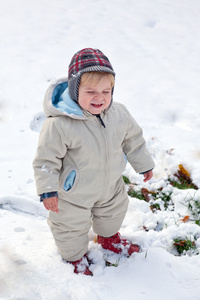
[94,92,102,100]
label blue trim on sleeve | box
[139,169,153,175]
[40,191,58,202]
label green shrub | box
[173,237,198,255]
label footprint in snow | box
[14,259,27,265]
[145,20,156,28]
[14,227,25,232]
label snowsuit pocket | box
[60,167,79,193]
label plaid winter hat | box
[68,48,115,101]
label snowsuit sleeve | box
[33,117,67,196]
[121,105,155,174]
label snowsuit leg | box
[92,177,129,237]
[48,199,92,262]
[48,177,128,261]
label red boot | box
[68,254,93,276]
[97,232,140,256]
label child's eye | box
[87,91,94,94]
[103,91,110,94]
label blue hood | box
[43,78,86,120]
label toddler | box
[33,48,155,275]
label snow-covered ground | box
[1,0,200,299]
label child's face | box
[78,77,112,114]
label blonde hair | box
[80,71,115,88]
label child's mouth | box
[91,103,103,108]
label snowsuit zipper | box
[95,114,106,128]
[95,115,109,196]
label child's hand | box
[143,170,153,182]
[43,197,59,213]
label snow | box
[1,0,200,299]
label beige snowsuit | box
[33,78,155,261]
